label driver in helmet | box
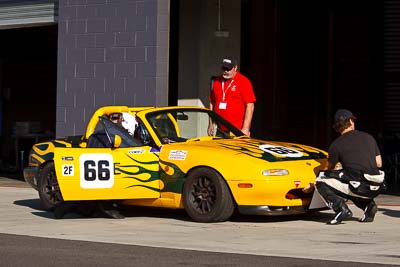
[121,112,138,136]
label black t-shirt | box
[328,130,380,175]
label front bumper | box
[238,205,308,216]
[23,166,39,191]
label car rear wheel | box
[183,167,234,222]
[38,162,63,211]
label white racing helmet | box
[121,112,138,135]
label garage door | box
[384,0,400,134]
[0,0,57,29]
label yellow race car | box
[24,106,327,222]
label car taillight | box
[28,150,40,166]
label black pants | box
[316,182,375,213]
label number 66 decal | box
[79,154,114,188]
[259,144,303,158]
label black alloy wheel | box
[183,167,234,223]
[38,162,63,211]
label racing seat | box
[154,118,177,138]
[134,121,152,146]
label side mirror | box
[114,134,122,148]
[177,113,188,120]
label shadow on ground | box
[13,197,333,223]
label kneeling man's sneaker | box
[327,207,353,225]
[359,202,378,223]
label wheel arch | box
[183,165,238,207]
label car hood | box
[176,137,327,162]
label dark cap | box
[334,109,356,123]
[109,112,123,122]
[221,58,237,70]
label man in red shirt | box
[208,58,256,136]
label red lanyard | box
[221,79,234,101]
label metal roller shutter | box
[0,0,57,29]
[384,0,400,134]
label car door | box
[54,146,161,201]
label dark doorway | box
[242,0,382,150]
[0,25,57,174]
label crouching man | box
[315,109,384,225]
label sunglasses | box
[222,66,233,71]
[110,113,122,121]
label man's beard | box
[223,73,233,79]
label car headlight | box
[262,169,289,176]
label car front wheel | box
[38,162,63,211]
[183,167,234,223]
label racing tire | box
[183,167,234,223]
[38,162,63,211]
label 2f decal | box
[62,165,74,176]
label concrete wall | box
[178,0,241,107]
[56,0,169,137]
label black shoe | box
[327,207,353,225]
[54,202,73,219]
[359,202,378,223]
[102,209,125,219]
[97,201,125,219]
[54,207,65,219]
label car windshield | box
[146,108,244,144]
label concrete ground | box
[0,176,399,265]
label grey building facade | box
[56,0,169,137]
